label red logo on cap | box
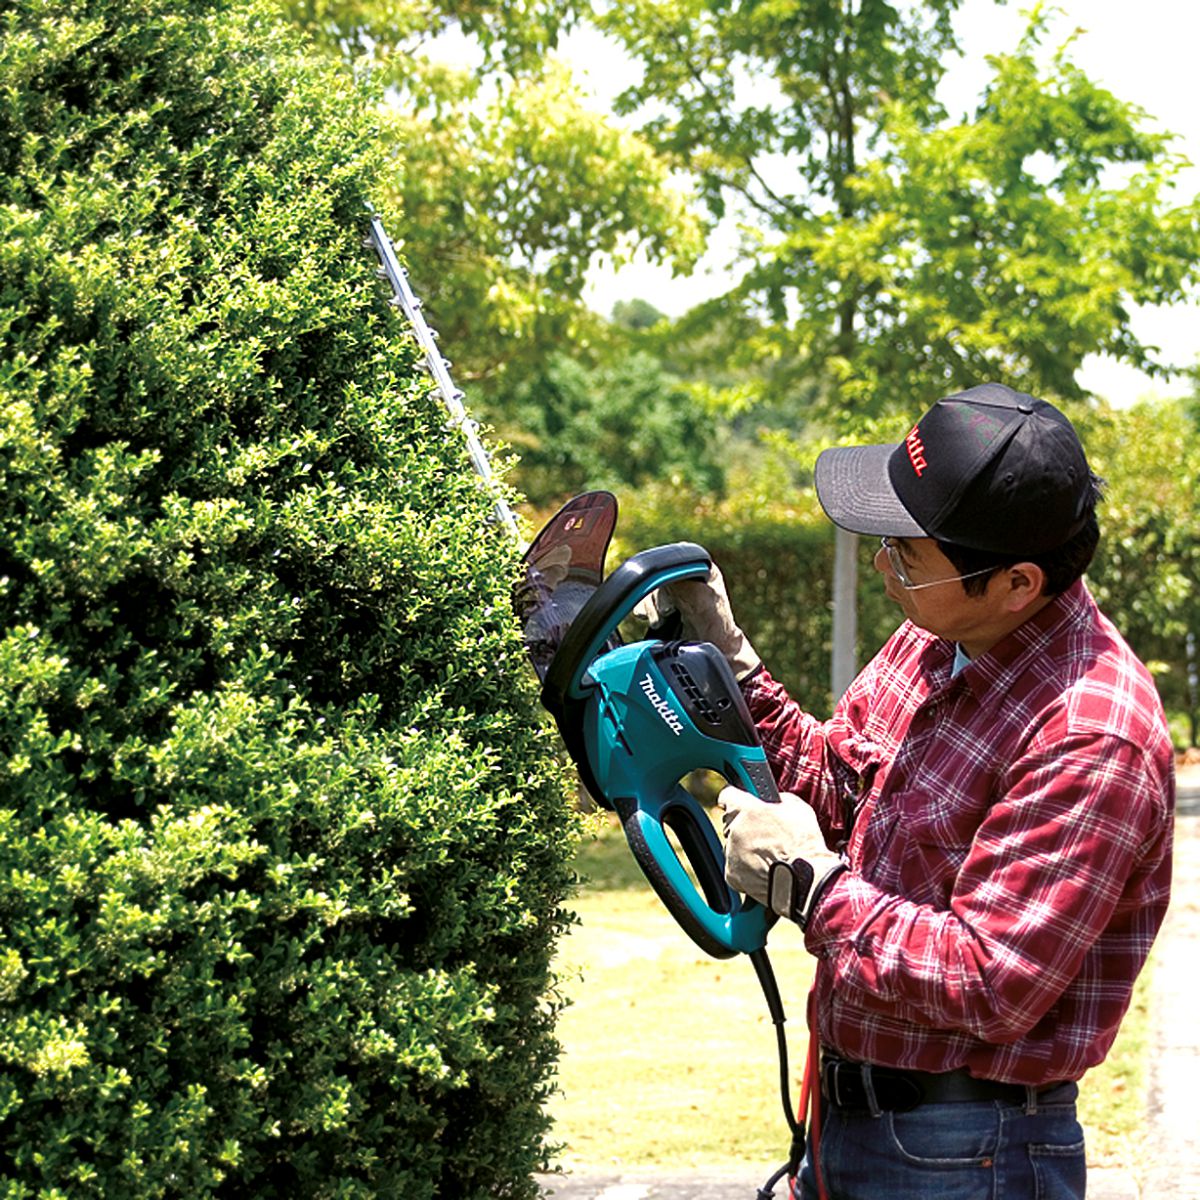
[905,426,928,477]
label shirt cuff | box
[739,662,778,718]
[802,866,878,955]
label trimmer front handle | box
[542,542,714,710]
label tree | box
[0,0,574,1194]
[281,0,704,391]
[600,0,960,220]
[753,15,1200,417]
[601,2,1200,423]
[611,297,668,331]
[595,0,954,404]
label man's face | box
[873,536,1003,648]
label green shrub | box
[0,0,576,1195]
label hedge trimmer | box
[367,213,815,1199]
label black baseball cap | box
[814,383,1092,555]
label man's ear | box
[1000,562,1047,614]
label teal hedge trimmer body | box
[514,491,779,959]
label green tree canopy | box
[600,0,960,220]
[601,2,1200,424]
[752,16,1200,415]
[282,0,704,389]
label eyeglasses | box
[879,537,998,592]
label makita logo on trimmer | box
[640,674,684,736]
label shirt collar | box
[950,579,1094,703]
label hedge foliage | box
[0,0,576,1195]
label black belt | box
[821,1055,1075,1114]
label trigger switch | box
[744,760,780,803]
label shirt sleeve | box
[741,644,895,848]
[803,730,1168,1043]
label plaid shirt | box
[743,580,1174,1086]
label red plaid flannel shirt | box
[743,580,1174,1086]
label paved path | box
[534,1166,1139,1199]
[536,769,1200,1200]
[1140,774,1200,1199]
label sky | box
[564,1,1200,408]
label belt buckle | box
[827,1059,852,1109]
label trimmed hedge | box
[0,1,575,1196]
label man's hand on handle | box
[718,785,845,926]
[661,565,761,681]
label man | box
[667,383,1174,1200]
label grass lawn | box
[546,814,1152,1175]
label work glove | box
[660,564,761,681]
[719,785,845,926]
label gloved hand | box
[632,586,673,629]
[661,564,761,681]
[719,785,843,924]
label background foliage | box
[1080,399,1200,746]
[282,0,703,391]
[0,0,575,1195]
[594,0,1200,421]
[282,6,1200,726]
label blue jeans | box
[796,1085,1086,1200]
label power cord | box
[749,948,806,1199]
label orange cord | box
[793,988,829,1200]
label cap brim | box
[814,444,927,538]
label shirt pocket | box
[890,788,977,906]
